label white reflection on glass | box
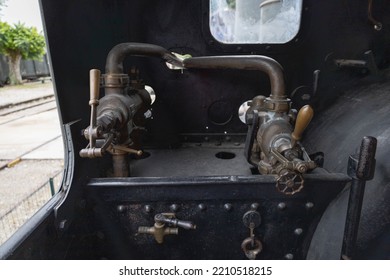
[210,0,303,44]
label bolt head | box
[250,203,259,210]
[305,202,314,209]
[224,203,233,211]
[277,202,286,210]
[144,205,153,213]
[170,204,180,212]
[285,253,294,260]
[198,203,206,211]
[294,228,303,235]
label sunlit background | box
[1,0,43,31]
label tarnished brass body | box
[138,225,179,244]
[245,95,316,194]
[138,213,196,244]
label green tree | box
[0,22,45,85]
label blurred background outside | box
[0,0,64,244]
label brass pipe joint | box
[137,213,196,244]
[138,225,179,244]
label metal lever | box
[154,213,197,230]
[80,69,105,158]
[341,136,377,259]
[89,69,101,147]
[138,213,196,244]
[291,105,314,147]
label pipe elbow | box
[105,42,184,74]
[183,55,285,100]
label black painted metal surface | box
[82,173,349,260]
[2,0,390,259]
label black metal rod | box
[341,136,377,259]
[342,178,366,259]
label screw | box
[234,142,240,146]
[285,253,294,260]
[251,203,259,210]
[277,202,286,210]
[305,202,314,209]
[294,228,303,236]
[117,205,125,213]
[144,205,153,213]
[224,203,233,212]
[170,204,180,212]
[198,203,207,211]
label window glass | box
[210,0,303,44]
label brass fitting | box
[138,224,179,244]
[137,213,196,244]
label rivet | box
[198,203,207,211]
[117,205,125,212]
[294,228,303,235]
[144,205,153,213]
[277,202,286,210]
[251,203,259,210]
[305,202,314,209]
[170,204,180,212]
[224,203,233,212]
[285,253,294,260]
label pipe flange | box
[101,73,129,88]
[265,97,290,113]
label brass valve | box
[79,68,144,160]
[137,213,196,244]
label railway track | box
[0,84,64,245]
[0,97,63,169]
[0,97,57,126]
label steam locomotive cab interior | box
[1,0,389,260]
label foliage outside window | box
[0,22,46,85]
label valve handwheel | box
[276,171,304,195]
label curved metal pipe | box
[105,42,183,74]
[183,55,286,100]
